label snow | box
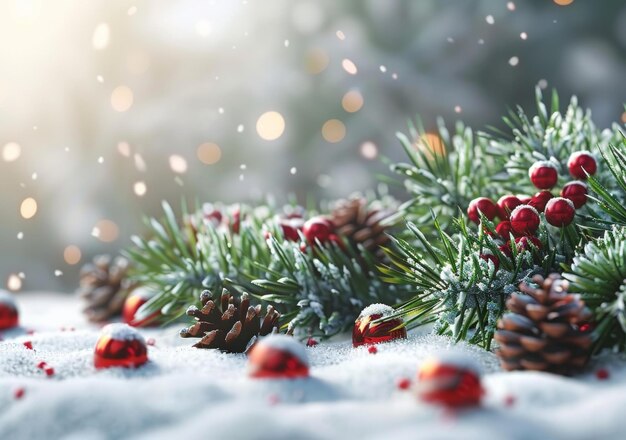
[0,292,625,439]
[0,290,17,307]
[99,323,145,342]
[358,303,395,318]
[255,334,309,365]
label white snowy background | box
[1,293,625,439]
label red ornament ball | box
[529,161,558,190]
[94,324,148,370]
[416,355,484,408]
[303,216,334,244]
[528,190,553,213]
[0,291,19,330]
[568,151,597,179]
[248,335,309,379]
[509,205,540,236]
[495,220,513,239]
[467,197,499,224]
[279,218,303,241]
[122,288,160,327]
[497,195,522,220]
[544,197,576,227]
[352,304,407,348]
[561,181,588,209]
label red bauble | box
[561,181,588,209]
[509,205,540,236]
[0,291,19,330]
[230,208,241,234]
[568,151,597,179]
[94,324,148,370]
[467,197,499,224]
[544,197,576,227]
[352,304,407,348]
[497,195,522,220]
[479,254,499,271]
[122,288,160,327]
[528,161,558,190]
[498,243,512,257]
[279,218,303,241]
[495,220,513,239]
[247,335,309,379]
[528,191,553,213]
[515,235,542,252]
[416,356,483,407]
[303,216,334,244]
[202,203,223,226]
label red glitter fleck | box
[368,345,378,354]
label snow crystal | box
[256,334,309,365]
[358,303,394,318]
[510,204,539,219]
[0,290,17,306]
[99,324,145,342]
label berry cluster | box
[468,151,597,269]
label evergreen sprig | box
[565,226,626,353]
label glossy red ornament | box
[568,151,597,179]
[467,197,499,224]
[561,181,588,209]
[94,323,148,370]
[544,197,576,227]
[352,304,407,347]
[495,220,513,239]
[303,216,334,244]
[515,235,542,252]
[248,335,309,379]
[0,291,19,330]
[479,254,499,271]
[279,218,303,241]
[528,190,553,213]
[509,205,540,236]
[416,356,483,408]
[529,161,558,189]
[497,195,522,220]
[122,288,160,327]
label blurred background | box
[0,0,625,291]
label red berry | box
[528,191,553,213]
[504,395,516,407]
[529,161,558,189]
[368,345,378,354]
[14,387,25,400]
[498,243,513,257]
[495,220,513,239]
[497,195,522,220]
[544,197,575,227]
[23,341,33,350]
[568,151,597,179]
[509,205,540,235]
[279,219,301,241]
[303,217,334,243]
[596,368,609,380]
[306,338,319,347]
[479,254,499,271]
[561,181,588,209]
[467,197,499,224]
[397,377,412,390]
[44,367,55,377]
[515,236,542,252]
[37,361,47,369]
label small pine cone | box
[78,255,134,323]
[330,198,395,257]
[180,289,280,353]
[495,274,593,375]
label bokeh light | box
[305,48,329,74]
[322,119,346,143]
[554,0,574,5]
[92,219,119,242]
[7,274,22,291]
[111,86,134,112]
[169,155,188,173]
[63,245,82,265]
[360,141,378,160]
[197,142,222,165]
[2,142,21,162]
[415,133,446,159]
[92,23,110,50]
[20,197,37,219]
[341,59,358,75]
[342,90,364,113]
[133,181,147,196]
[256,111,286,141]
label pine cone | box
[79,255,134,323]
[330,198,395,257]
[180,289,280,353]
[495,274,593,375]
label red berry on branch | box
[509,205,540,236]
[544,197,576,227]
[568,151,597,179]
[497,195,522,220]
[479,254,499,271]
[303,216,334,244]
[279,219,302,241]
[467,197,499,224]
[495,220,513,239]
[560,181,588,209]
[529,161,558,190]
[528,191,553,213]
[515,235,542,252]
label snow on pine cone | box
[180,289,280,353]
[330,197,395,258]
[78,254,135,323]
[495,274,593,375]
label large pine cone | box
[180,289,280,353]
[495,274,593,375]
[330,198,395,257]
[79,255,134,323]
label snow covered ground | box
[1,292,625,440]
